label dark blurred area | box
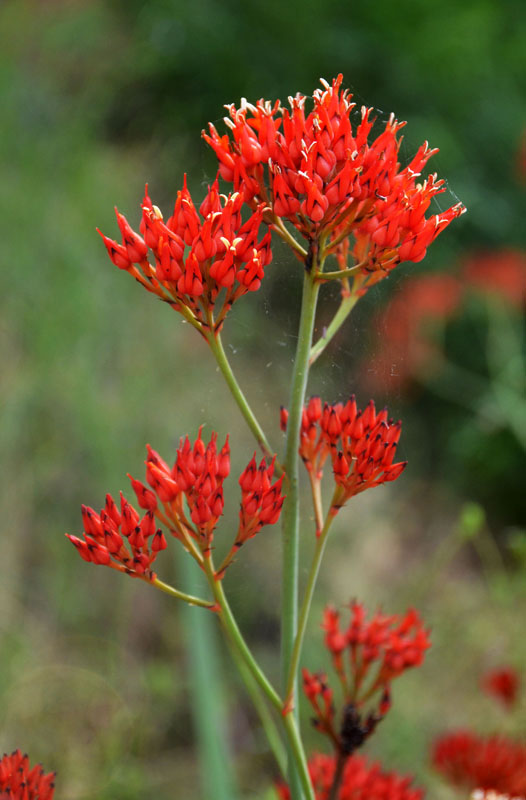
[1,1,525,798]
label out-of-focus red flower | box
[276,751,424,800]
[0,750,55,800]
[67,429,284,580]
[282,396,406,513]
[482,666,520,709]
[204,75,465,288]
[463,250,526,308]
[98,177,272,334]
[302,603,429,753]
[366,273,463,392]
[432,730,526,796]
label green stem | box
[281,262,321,798]
[271,217,309,260]
[309,291,360,366]
[204,564,314,798]
[283,714,316,800]
[204,564,282,712]
[225,635,288,777]
[151,577,215,608]
[285,512,335,701]
[316,265,362,282]
[207,331,278,463]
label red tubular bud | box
[140,510,156,539]
[217,436,230,478]
[105,494,121,526]
[120,496,140,536]
[128,525,145,549]
[104,527,123,554]
[151,529,167,552]
[97,229,132,270]
[66,534,92,562]
[115,209,148,263]
[191,496,213,526]
[239,454,258,492]
[307,395,322,422]
[81,505,103,537]
[384,461,407,481]
[128,474,158,510]
[90,544,111,566]
[147,463,179,502]
[280,406,289,432]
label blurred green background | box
[1,0,525,797]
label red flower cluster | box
[432,730,526,796]
[98,177,272,333]
[66,494,167,581]
[323,603,429,704]
[302,604,429,753]
[0,751,55,800]
[67,429,284,581]
[276,751,424,800]
[204,75,465,282]
[281,396,406,514]
[482,666,520,709]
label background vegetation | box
[1,1,525,797]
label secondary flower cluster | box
[432,731,526,796]
[0,750,55,800]
[204,74,465,283]
[281,396,406,517]
[276,751,424,800]
[302,604,429,755]
[67,429,284,581]
[66,495,167,581]
[98,178,272,333]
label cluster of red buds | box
[432,731,526,796]
[302,603,429,758]
[98,177,272,334]
[66,494,167,581]
[481,665,520,709]
[67,429,284,582]
[0,750,55,800]
[276,751,424,800]
[281,395,406,518]
[204,74,465,286]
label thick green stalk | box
[225,641,288,777]
[207,331,277,462]
[285,512,336,701]
[204,565,314,799]
[281,264,321,798]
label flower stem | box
[285,511,336,702]
[202,561,314,798]
[151,577,215,609]
[309,290,360,366]
[328,751,346,800]
[281,258,321,798]
[225,636,288,777]
[206,331,278,464]
[203,560,282,712]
